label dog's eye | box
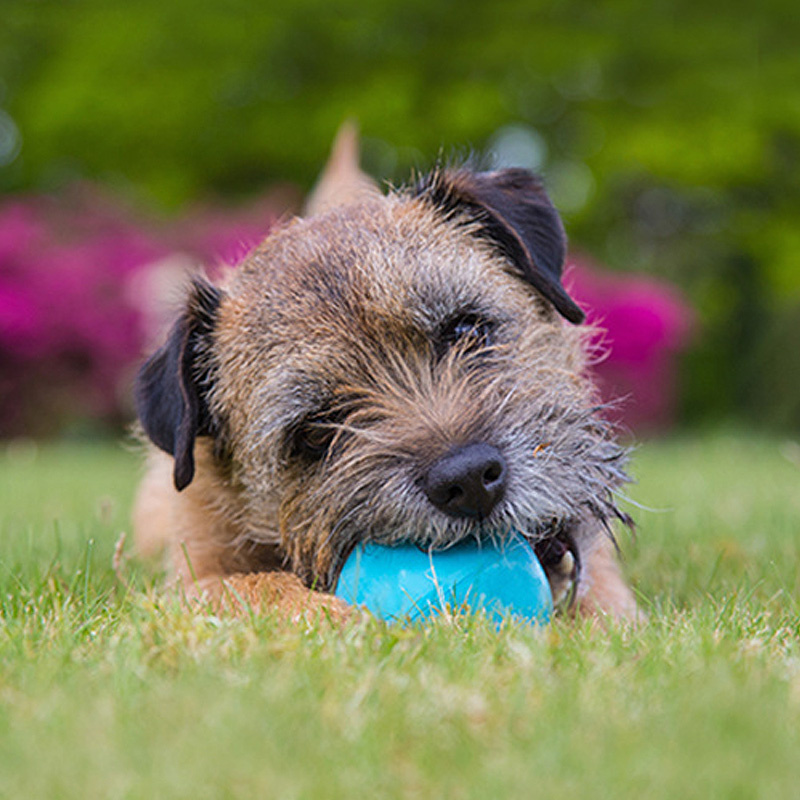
[438,313,496,357]
[292,412,344,462]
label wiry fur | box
[133,137,638,621]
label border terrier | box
[132,125,638,621]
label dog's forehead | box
[227,195,514,337]
[209,193,569,443]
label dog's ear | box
[415,168,584,324]
[305,120,381,216]
[135,278,224,491]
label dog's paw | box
[209,572,354,624]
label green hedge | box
[2,0,799,428]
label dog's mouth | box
[528,519,581,610]
[527,518,578,567]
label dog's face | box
[136,168,629,593]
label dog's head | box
[135,138,629,590]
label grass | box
[1,431,800,798]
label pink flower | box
[566,259,693,432]
[0,184,277,436]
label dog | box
[132,124,638,621]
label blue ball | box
[334,531,553,625]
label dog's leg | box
[575,533,640,621]
[132,452,173,560]
[133,448,237,583]
[206,572,352,622]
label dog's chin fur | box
[132,125,639,622]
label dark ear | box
[415,168,584,324]
[134,279,224,491]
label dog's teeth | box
[555,550,575,577]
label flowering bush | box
[0,185,692,437]
[567,260,693,433]
[0,186,275,436]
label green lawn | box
[1,432,799,799]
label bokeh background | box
[2,0,799,440]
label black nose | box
[423,443,507,520]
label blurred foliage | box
[0,186,279,437]
[1,0,799,428]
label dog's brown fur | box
[133,128,638,622]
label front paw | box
[218,572,354,623]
